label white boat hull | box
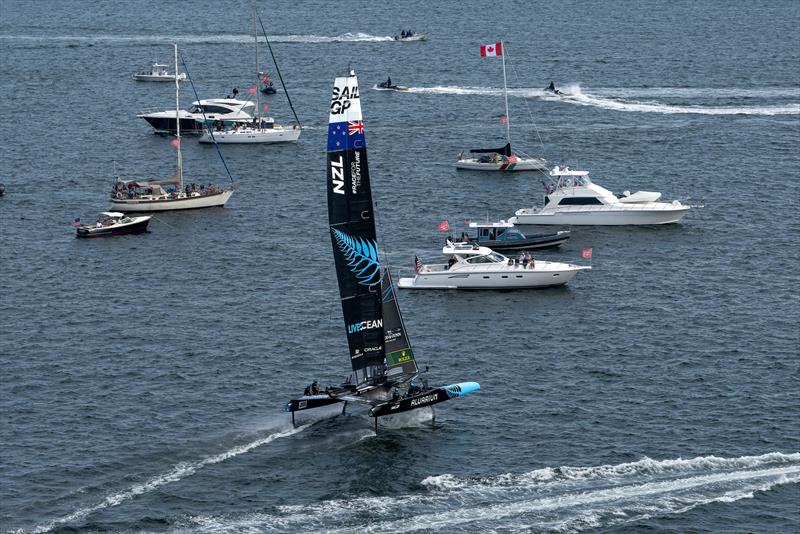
[512,205,690,226]
[133,74,187,82]
[455,157,547,172]
[110,190,234,212]
[198,127,301,144]
[398,262,589,290]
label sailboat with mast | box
[198,14,301,144]
[111,44,234,212]
[456,41,546,172]
[285,70,480,432]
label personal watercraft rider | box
[546,81,564,96]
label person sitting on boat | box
[401,30,406,38]
[447,256,456,270]
[386,76,392,87]
[521,252,529,268]
[311,381,319,395]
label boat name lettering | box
[330,85,359,115]
[350,151,362,194]
[410,393,438,407]
[348,319,383,334]
[330,155,345,195]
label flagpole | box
[254,11,261,128]
[501,40,510,146]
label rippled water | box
[1,0,799,532]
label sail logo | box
[331,228,381,286]
[330,84,359,115]
[348,319,383,334]
[330,155,345,195]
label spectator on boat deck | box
[521,253,529,267]
[311,381,319,395]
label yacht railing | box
[516,201,686,215]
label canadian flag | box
[480,42,503,57]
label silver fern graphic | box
[331,228,381,286]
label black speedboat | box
[463,221,570,251]
[74,212,151,238]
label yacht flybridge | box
[397,241,589,290]
[285,70,479,432]
[510,166,692,226]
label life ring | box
[115,192,123,199]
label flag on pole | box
[414,256,423,274]
[480,42,503,57]
[69,217,81,227]
[248,86,257,95]
[263,103,271,112]
[438,220,450,232]
[499,114,508,125]
[169,137,180,148]
[582,247,593,260]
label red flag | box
[263,103,270,112]
[582,247,593,260]
[438,220,450,232]
[248,86,257,94]
[463,219,471,225]
[169,137,180,148]
[499,114,508,125]
[480,42,503,57]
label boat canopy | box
[549,166,589,177]
[469,220,514,229]
[442,243,496,256]
[100,212,124,218]
[469,142,512,157]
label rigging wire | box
[258,14,302,128]
[179,54,236,185]
[503,45,548,160]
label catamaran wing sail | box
[469,142,512,156]
[381,268,419,382]
[327,72,385,384]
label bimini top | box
[549,166,589,177]
[468,220,514,229]
[100,212,124,218]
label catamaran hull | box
[198,128,301,144]
[369,382,479,417]
[109,190,234,212]
[512,207,690,226]
[397,266,587,289]
[455,158,547,172]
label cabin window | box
[499,229,524,241]
[466,255,494,264]
[202,105,233,114]
[558,197,603,206]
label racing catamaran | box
[285,70,479,432]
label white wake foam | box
[0,32,393,45]
[30,424,309,534]
[393,84,800,116]
[176,452,800,533]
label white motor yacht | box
[397,242,589,290]
[132,62,187,82]
[138,99,255,135]
[510,166,691,226]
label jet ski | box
[545,81,564,96]
[377,80,409,92]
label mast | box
[174,43,183,188]
[254,12,261,127]
[500,40,510,146]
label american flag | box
[69,217,81,228]
[582,247,593,260]
[414,256,423,274]
[348,120,364,135]
[438,220,450,232]
[169,137,180,148]
[499,114,508,125]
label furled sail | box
[327,72,385,382]
[381,268,419,382]
[469,142,512,156]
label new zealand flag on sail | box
[327,121,366,152]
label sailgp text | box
[330,85,359,115]
[330,155,344,195]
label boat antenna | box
[173,43,183,188]
[500,39,511,147]
[257,14,302,128]
[179,53,236,184]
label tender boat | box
[456,40,546,172]
[196,13,302,145]
[259,71,277,94]
[132,62,186,82]
[111,45,234,212]
[75,212,150,238]
[398,241,589,290]
[395,31,427,41]
[510,166,691,226]
[138,98,256,135]
[462,220,570,251]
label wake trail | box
[0,32,393,46]
[396,84,800,116]
[30,424,310,534]
[177,452,800,533]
